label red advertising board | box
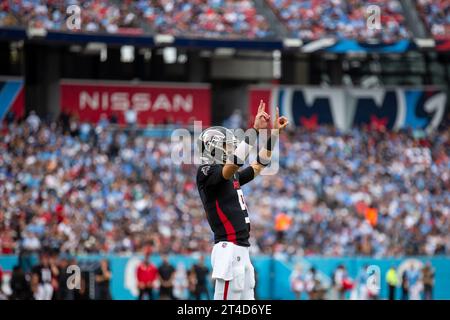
[60,80,211,126]
[248,86,273,126]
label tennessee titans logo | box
[253,87,447,132]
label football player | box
[196,100,288,300]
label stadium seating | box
[416,0,450,39]
[2,0,448,41]
[1,116,448,256]
[132,0,273,38]
[346,0,409,42]
[0,0,140,33]
[0,0,271,38]
[266,0,409,42]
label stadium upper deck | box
[0,0,448,42]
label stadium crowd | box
[0,0,271,38]
[0,250,211,300]
[0,113,449,259]
[261,125,449,258]
[416,0,450,39]
[267,0,409,42]
[290,261,436,300]
[133,0,272,38]
[0,0,140,33]
[2,0,446,41]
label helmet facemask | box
[199,127,238,165]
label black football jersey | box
[196,164,254,247]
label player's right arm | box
[221,163,241,181]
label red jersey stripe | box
[215,200,237,244]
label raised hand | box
[253,100,270,131]
[273,107,289,131]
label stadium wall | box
[6,76,448,132]
[0,77,25,120]
[1,255,449,300]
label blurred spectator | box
[406,264,422,300]
[416,0,450,39]
[95,259,112,299]
[21,232,41,255]
[304,267,326,300]
[367,266,380,300]
[173,263,188,299]
[352,265,368,300]
[9,265,32,300]
[333,264,353,300]
[158,254,175,299]
[422,262,435,300]
[48,253,61,299]
[31,252,55,300]
[187,267,198,299]
[267,0,409,42]
[55,255,75,300]
[0,266,3,298]
[26,111,40,132]
[401,271,409,300]
[386,265,398,300]
[0,282,6,300]
[73,268,91,300]
[125,109,138,127]
[191,255,210,300]
[290,264,305,300]
[136,254,158,300]
[274,212,293,241]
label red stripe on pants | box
[224,281,229,300]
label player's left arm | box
[247,106,289,179]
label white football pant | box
[211,241,255,300]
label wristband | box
[245,127,259,146]
[258,131,278,152]
[231,138,254,166]
[256,154,270,167]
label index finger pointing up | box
[258,100,265,112]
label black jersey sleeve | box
[197,164,226,189]
[238,166,255,186]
